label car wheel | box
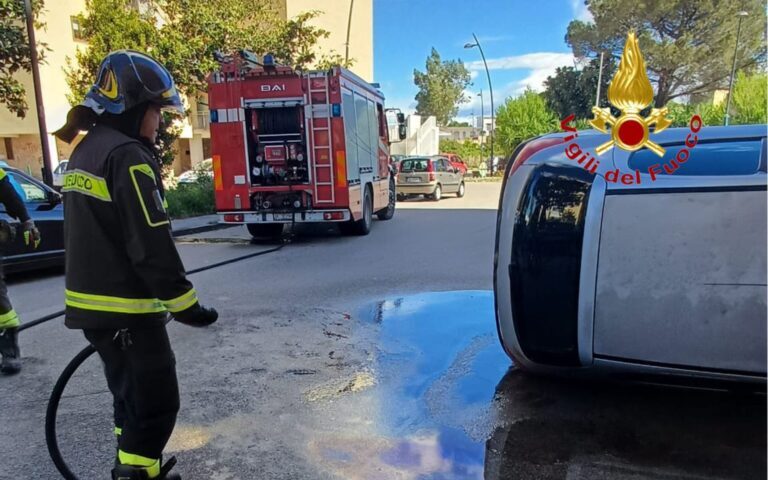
[431,184,442,202]
[456,182,465,198]
[341,186,373,236]
[246,223,283,239]
[377,179,396,220]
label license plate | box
[407,177,421,183]
[273,213,293,221]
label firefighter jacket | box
[63,124,197,329]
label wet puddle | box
[309,291,509,479]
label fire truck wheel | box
[246,223,284,239]
[376,179,396,221]
[341,186,372,236]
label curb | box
[172,222,231,237]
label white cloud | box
[465,52,574,72]
[570,0,593,22]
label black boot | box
[112,456,181,480]
[0,327,20,374]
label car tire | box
[246,223,283,239]
[340,186,372,236]
[456,182,465,198]
[376,179,396,221]
[397,193,407,202]
[430,184,442,202]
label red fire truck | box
[208,53,406,238]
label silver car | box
[494,125,766,385]
[397,156,465,201]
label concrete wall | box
[390,115,439,157]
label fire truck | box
[208,52,406,238]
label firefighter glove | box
[173,303,218,327]
[21,220,41,250]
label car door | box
[442,159,459,192]
[0,171,64,260]
[592,135,767,374]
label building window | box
[70,17,84,41]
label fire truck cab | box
[208,53,405,238]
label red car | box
[441,153,468,175]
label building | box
[440,126,481,142]
[0,1,87,178]
[0,0,373,179]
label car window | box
[9,172,47,202]
[434,160,445,172]
[400,158,430,172]
[54,162,68,174]
[629,140,762,176]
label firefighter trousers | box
[83,325,180,461]
[0,259,20,329]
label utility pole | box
[23,0,53,187]
[345,0,355,65]
[725,10,749,126]
[595,51,605,107]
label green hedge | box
[165,175,215,219]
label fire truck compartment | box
[246,106,309,186]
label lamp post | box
[465,33,494,174]
[23,0,53,186]
[724,10,749,126]
[477,90,484,151]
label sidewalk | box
[171,214,224,236]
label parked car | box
[441,153,468,175]
[52,160,69,190]
[396,156,465,201]
[177,158,213,184]
[494,125,767,386]
[0,162,64,273]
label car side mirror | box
[398,124,407,140]
[396,113,405,124]
[48,190,62,205]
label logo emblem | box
[260,84,286,92]
[590,32,672,156]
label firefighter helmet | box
[83,50,184,115]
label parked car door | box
[442,159,459,192]
[0,171,64,261]
[592,137,767,374]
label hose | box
[42,233,291,479]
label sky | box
[373,0,593,122]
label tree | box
[566,0,767,107]
[413,48,471,126]
[495,89,558,156]
[446,120,470,127]
[439,138,486,169]
[0,0,45,118]
[543,56,616,120]
[65,0,348,165]
[732,71,767,124]
[666,101,723,127]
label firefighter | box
[0,172,41,374]
[54,50,218,480]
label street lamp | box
[465,33,494,174]
[477,90,484,150]
[725,10,749,126]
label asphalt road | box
[1,183,765,480]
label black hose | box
[19,242,286,333]
[45,344,96,480]
[43,236,290,479]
